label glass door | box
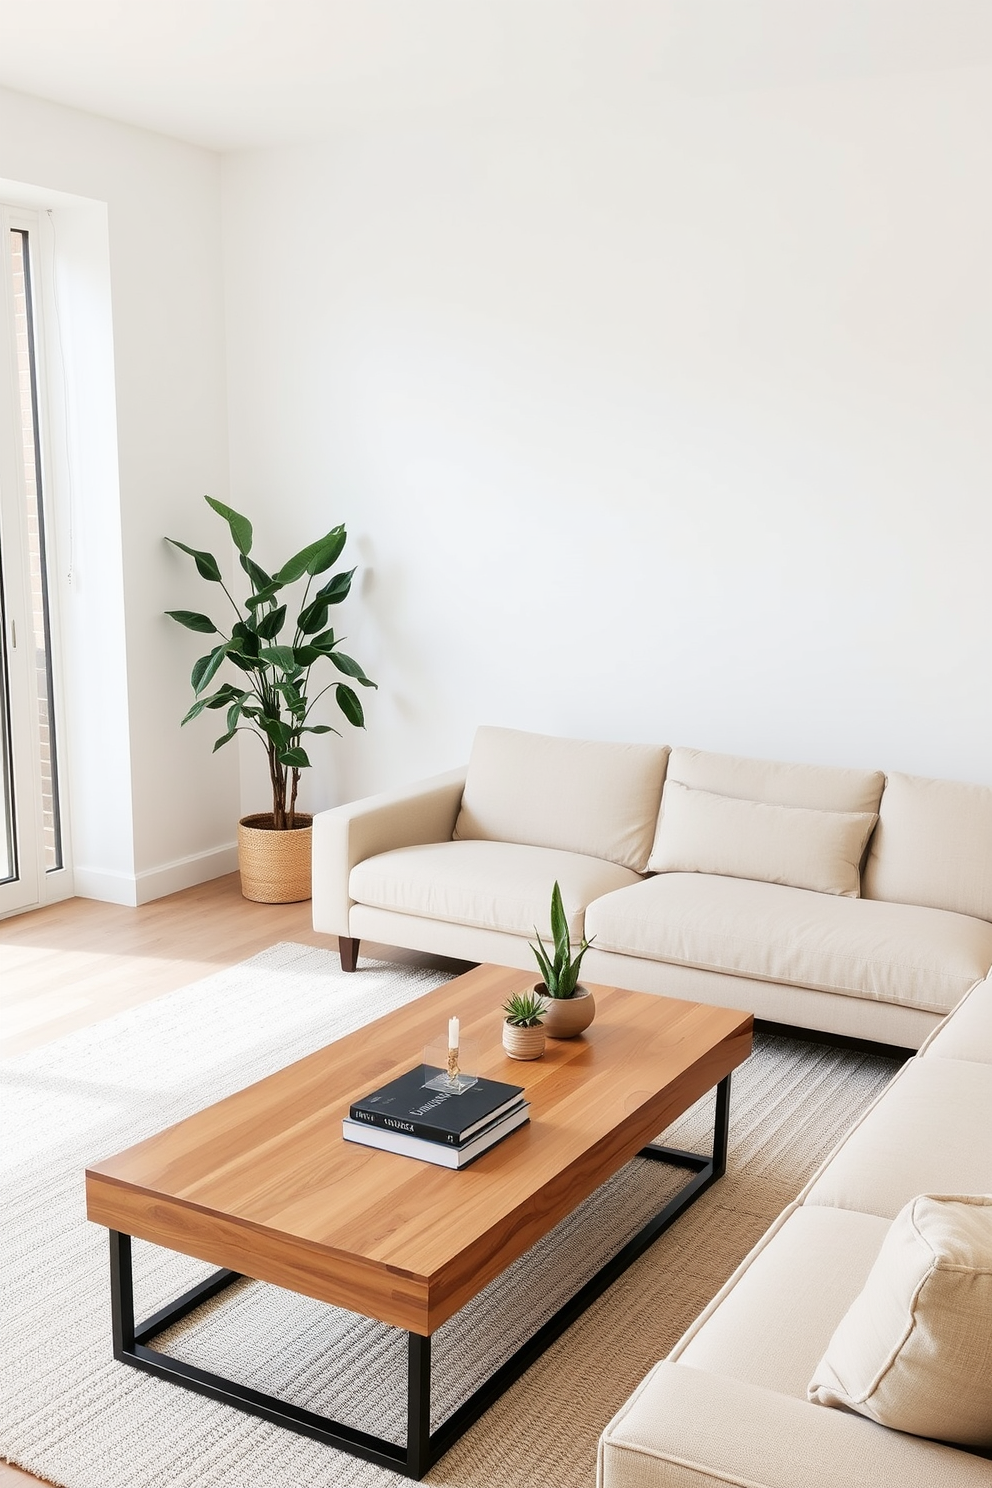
[0,210,67,915]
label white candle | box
[448,1016,459,1051]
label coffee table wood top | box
[86,964,752,1334]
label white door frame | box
[0,206,73,916]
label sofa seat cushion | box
[599,1361,992,1488]
[584,873,992,1015]
[922,971,992,1064]
[672,1206,891,1398]
[349,840,640,941]
[453,725,669,872]
[804,1057,992,1219]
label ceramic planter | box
[536,983,596,1039]
[502,1021,546,1060]
[237,813,313,903]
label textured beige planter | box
[237,813,313,904]
[537,983,596,1039]
[502,1022,546,1061]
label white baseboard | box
[73,866,140,906]
[74,844,239,907]
[135,844,239,904]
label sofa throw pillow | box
[862,771,992,924]
[453,726,669,873]
[808,1194,992,1449]
[647,781,877,897]
[667,746,885,815]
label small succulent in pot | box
[502,989,547,1061]
[503,990,547,1027]
[530,881,597,1039]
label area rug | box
[0,942,901,1488]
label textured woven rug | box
[1,942,900,1488]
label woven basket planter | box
[502,1022,546,1061]
[237,813,313,904]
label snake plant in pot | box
[530,880,597,1038]
[166,496,376,903]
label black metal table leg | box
[406,1332,432,1477]
[104,1071,733,1479]
[110,1228,135,1355]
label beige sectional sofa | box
[312,726,992,1049]
[312,725,992,1478]
[598,969,992,1486]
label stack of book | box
[343,1067,529,1168]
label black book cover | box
[350,1066,525,1146]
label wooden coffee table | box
[86,964,752,1478]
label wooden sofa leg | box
[339,936,361,973]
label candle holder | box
[422,1037,479,1094]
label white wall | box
[223,58,992,812]
[0,87,237,902]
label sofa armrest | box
[311,768,467,937]
[598,1363,989,1488]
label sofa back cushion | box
[863,771,992,924]
[665,746,885,815]
[808,1193,992,1449]
[648,781,877,897]
[453,726,669,872]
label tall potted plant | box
[166,496,376,903]
[530,881,597,1038]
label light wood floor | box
[0,873,463,1487]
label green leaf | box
[244,583,280,611]
[274,526,346,585]
[308,526,347,575]
[278,746,311,769]
[200,683,242,710]
[182,683,240,724]
[257,716,292,746]
[297,599,329,635]
[227,626,262,670]
[302,724,336,734]
[226,695,247,731]
[227,649,264,673]
[307,628,336,651]
[229,625,260,656]
[335,682,364,728]
[205,496,253,556]
[292,644,322,667]
[550,881,569,964]
[212,729,237,752]
[191,643,228,695]
[530,931,556,993]
[239,553,272,590]
[259,645,299,675]
[181,698,209,725]
[255,604,287,640]
[165,609,218,634]
[166,538,223,583]
[317,568,355,605]
[328,651,376,687]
